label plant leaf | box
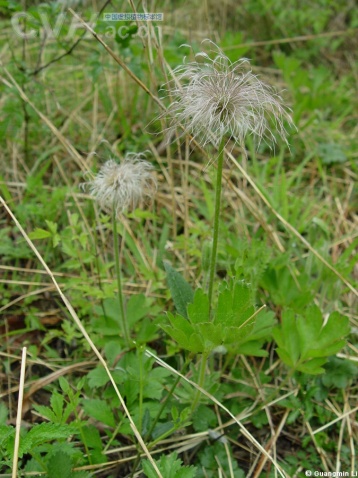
[164,261,194,319]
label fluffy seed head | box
[163,42,293,148]
[82,153,157,217]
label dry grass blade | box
[0,196,163,478]
[0,285,55,313]
[312,405,358,435]
[12,347,27,478]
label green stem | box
[112,210,130,346]
[208,137,226,316]
[191,352,209,412]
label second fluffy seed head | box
[83,153,157,217]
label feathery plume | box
[163,42,293,148]
[82,153,157,217]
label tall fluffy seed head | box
[82,153,157,217]
[163,43,294,148]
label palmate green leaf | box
[225,310,276,357]
[161,323,204,353]
[322,357,358,389]
[187,288,210,324]
[275,348,297,368]
[164,261,194,319]
[215,280,255,328]
[161,311,204,352]
[240,310,276,343]
[273,307,350,374]
[232,280,252,313]
[238,340,269,357]
[296,358,328,375]
[167,312,195,337]
[272,310,300,365]
[221,324,254,345]
[297,307,350,360]
[196,322,224,351]
[162,281,270,355]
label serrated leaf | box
[216,287,232,324]
[87,366,110,389]
[47,451,72,478]
[187,333,205,353]
[59,376,71,394]
[81,425,103,450]
[297,308,349,360]
[82,399,116,428]
[164,261,194,318]
[142,452,197,478]
[192,405,216,432]
[215,280,255,328]
[32,404,57,423]
[20,423,78,457]
[50,392,64,422]
[0,425,14,447]
[28,228,52,240]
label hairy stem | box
[208,137,226,316]
[112,210,130,346]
